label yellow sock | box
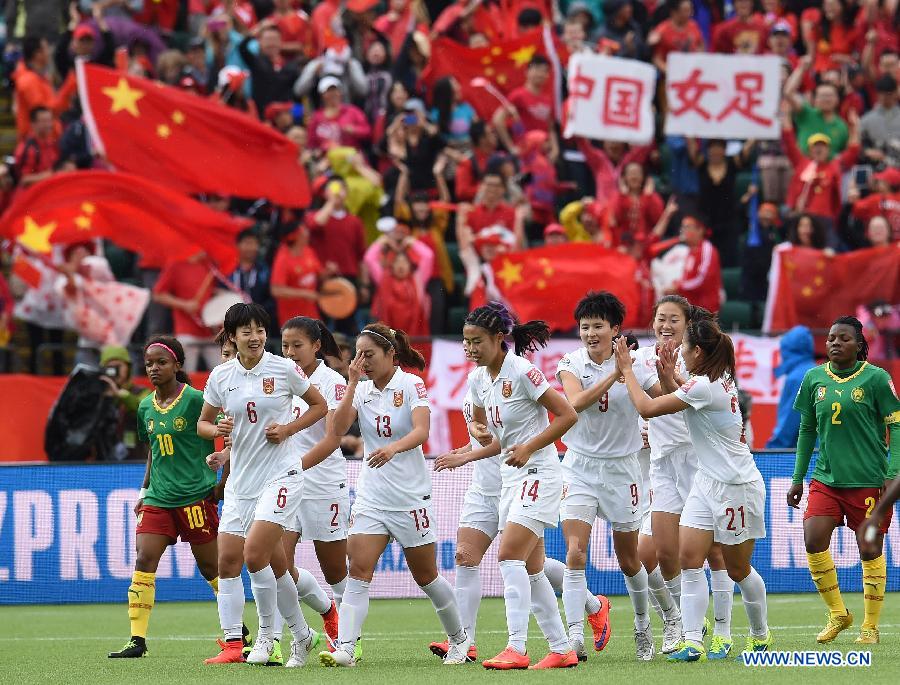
[807,550,847,618]
[861,555,887,629]
[208,576,219,594]
[128,571,156,638]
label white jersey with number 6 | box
[463,388,502,497]
[292,360,348,499]
[352,368,432,510]
[204,351,311,499]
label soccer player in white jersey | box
[633,296,736,658]
[614,318,773,662]
[319,323,471,668]
[556,292,676,661]
[435,302,579,670]
[199,303,328,667]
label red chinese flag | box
[764,245,900,331]
[77,63,310,207]
[0,170,250,272]
[489,244,642,331]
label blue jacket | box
[766,326,816,448]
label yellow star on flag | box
[497,74,508,85]
[496,259,524,289]
[537,279,547,290]
[509,45,536,68]
[81,202,96,214]
[538,257,554,276]
[157,124,172,139]
[801,286,813,297]
[172,110,185,124]
[18,216,56,253]
[491,47,502,56]
[102,77,145,117]
[74,216,92,231]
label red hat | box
[874,167,900,188]
[73,23,94,40]
[543,223,566,237]
[346,0,378,12]
[264,101,293,122]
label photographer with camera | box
[96,345,152,461]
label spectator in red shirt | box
[306,76,371,152]
[455,121,498,202]
[370,250,429,336]
[459,171,524,246]
[493,55,556,157]
[14,106,59,188]
[850,168,900,242]
[606,162,665,252]
[674,216,723,314]
[800,0,861,73]
[271,224,324,326]
[13,36,70,138]
[648,0,705,72]
[271,0,315,60]
[712,0,768,54]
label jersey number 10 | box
[156,434,174,456]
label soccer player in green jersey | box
[787,316,900,645]
[109,336,223,658]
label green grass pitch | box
[1,593,898,684]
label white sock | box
[273,607,283,641]
[562,568,587,641]
[421,575,466,644]
[455,565,482,643]
[664,572,682,609]
[330,576,347,611]
[217,576,245,640]
[737,567,768,639]
[249,566,278,639]
[277,572,311,642]
[337,577,370,653]
[680,567,709,644]
[547,557,600,614]
[529,571,571,654]
[710,569,734,638]
[296,567,331,614]
[499,560,530,654]
[624,566,650,630]
[647,566,677,619]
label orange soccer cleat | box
[529,650,579,670]
[205,639,245,664]
[587,595,612,651]
[483,647,530,670]
[429,640,478,661]
[322,601,339,652]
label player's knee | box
[243,546,271,573]
[726,563,750,584]
[348,560,375,583]
[455,545,482,568]
[134,549,160,573]
[616,552,641,577]
[565,545,587,569]
[197,559,218,581]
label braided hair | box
[465,301,551,356]
[832,315,869,361]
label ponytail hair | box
[684,318,735,382]
[832,315,869,361]
[688,305,714,323]
[359,322,427,371]
[282,317,342,362]
[465,301,551,356]
[143,335,191,385]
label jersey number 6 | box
[247,401,258,423]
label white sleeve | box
[408,374,431,410]
[286,362,312,398]
[674,377,713,410]
[522,364,551,402]
[327,372,348,410]
[468,370,485,408]
[634,357,657,392]
[556,353,577,384]
[203,368,223,408]
[351,381,365,411]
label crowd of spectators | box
[0,0,898,374]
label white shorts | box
[284,496,350,542]
[639,512,652,536]
[560,450,643,532]
[349,505,437,548]
[499,461,562,536]
[638,447,651,518]
[681,470,767,545]
[459,489,500,540]
[650,445,700,515]
[220,472,303,537]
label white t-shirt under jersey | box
[204,351,311,499]
[292,360,348,500]
[352,368,432,511]
[463,387,502,497]
[557,347,655,458]
[468,352,558,489]
[674,374,760,484]
[633,345,692,459]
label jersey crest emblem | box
[415,382,428,399]
[526,367,545,387]
[851,387,865,403]
[680,378,697,393]
[173,416,186,432]
[262,377,275,394]
[502,380,513,398]
[335,384,347,401]
[816,386,826,402]
[393,390,404,407]
[146,419,154,433]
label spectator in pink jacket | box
[307,76,371,152]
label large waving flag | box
[77,63,310,207]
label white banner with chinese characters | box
[664,53,782,139]
[564,53,656,143]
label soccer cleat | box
[320,647,355,667]
[743,632,774,654]
[703,617,710,637]
[707,635,733,660]
[322,602,339,650]
[354,640,364,661]
[204,639,245,664]
[817,611,853,644]
[246,635,274,665]
[108,637,148,658]
[587,595,612,651]
[430,640,478,662]
[443,634,474,665]
[661,611,683,654]
[266,638,283,666]
[570,636,588,662]
[635,624,655,661]
[667,641,706,662]
[285,629,320,668]
[483,647,530,670]
[528,650,579,669]
[855,627,879,644]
